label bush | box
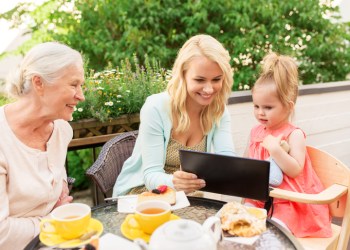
[1,0,349,90]
[67,149,97,190]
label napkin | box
[117,191,190,213]
[99,233,141,250]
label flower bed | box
[73,55,168,123]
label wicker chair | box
[67,176,75,192]
[86,130,138,205]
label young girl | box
[244,52,332,238]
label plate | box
[120,214,180,242]
[39,218,104,248]
[117,191,190,213]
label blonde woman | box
[113,34,236,196]
[0,42,85,249]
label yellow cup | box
[135,200,171,234]
[40,203,91,240]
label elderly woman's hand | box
[172,170,206,194]
[53,181,73,209]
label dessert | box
[137,185,176,205]
[220,201,267,237]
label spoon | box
[50,230,98,248]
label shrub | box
[1,0,349,90]
[67,149,97,190]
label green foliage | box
[0,93,13,106]
[73,55,168,122]
[1,0,349,90]
[67,149,98,190]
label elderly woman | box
[0,42,85,249]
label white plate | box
[117,191,190,213]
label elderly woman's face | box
[184,56,223,110]
[42,64,85,121]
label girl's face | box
[252,82,291,130]
[42,64,85,121]
[184,56,223,110]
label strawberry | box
[157,185,167,193]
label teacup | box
[134,200,171,234]
[40,203,91,240]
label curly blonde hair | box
[167,34,233,134]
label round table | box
[25,196,302,250]
[92,196,301,250]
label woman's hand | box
[53,181,73,209]
[173,170,206,194]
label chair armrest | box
[269,184,348,204]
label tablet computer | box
[179,149,270,201]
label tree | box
[1,0,349,89]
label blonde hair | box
[253,52,299,109]
[167,34,233,134]
[6,41,83,98]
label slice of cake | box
[137,185,176,205]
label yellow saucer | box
[39,218,103,249]
[121,214,180,243]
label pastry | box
[137,185,176,205]
[220,201,267,237]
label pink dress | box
[246,123,332,238]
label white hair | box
[6,41,83,98]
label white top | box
[0,106,73,249]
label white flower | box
[285,35,290,42]
[285,24,291,30]
[117,95,122,98]
[78,108,83,112]
[104,101,113,106]
[306,35,312,41]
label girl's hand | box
[173,170,206,194]
[53,181,73,209]
[262,134,283,153]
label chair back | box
[86,131,138,198]
[306,146,350,218]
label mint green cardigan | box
[113,92,236,196]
